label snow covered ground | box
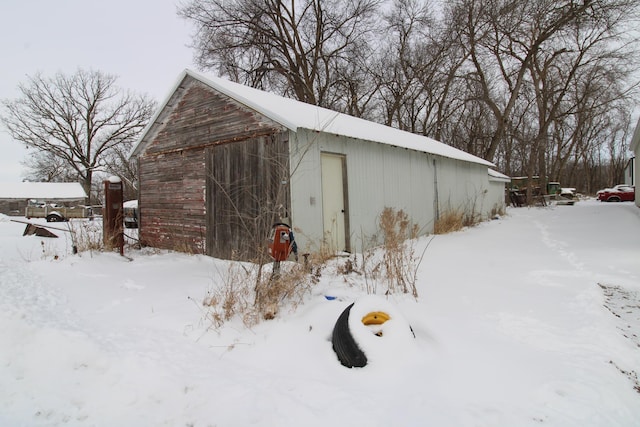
[1,199,639,427]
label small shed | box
[488,169,511,210]
[130,70,505,260]
[0,182,87,216]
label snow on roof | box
[0,182,87,200]
[132,69,494,168]
[488,169,510,182]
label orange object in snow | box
[268,223,293,262]
[361,311,391,326]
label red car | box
[597,185,635,202]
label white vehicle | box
[123,200,138,228]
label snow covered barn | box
[130,70,504,260]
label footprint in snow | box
[120,279,144,290]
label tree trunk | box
[82,170,93,205]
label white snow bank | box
[0,200,639,426]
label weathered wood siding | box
[137,77,287,256]
[206,133,290,260]
[138,149,207,253]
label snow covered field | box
[1,199,639,426]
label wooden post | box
[103,176,124,256]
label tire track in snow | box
[534,215,640,397]
[533,219,585,272]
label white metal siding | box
[434,157,493,220]
[487,181,507,214]
[289,129,496,254]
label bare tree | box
[451,0,638,161]
[548,55,636,190]
[1,69,155,203]
[435,0,639,202]
[374,0,433,129]
[179,0,381,110]
[21,150,76,183]
[102,144,139,201]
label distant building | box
[0,182,87,216]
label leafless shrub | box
[378,207,420,297]
[490,204,505,218]
[434,210,464,234]
[203,262,253,328]
[463,211,481,228]
[203,259,315,329]
[169,238,200,255]
[336,255,359,276]
[254,262,313,321]
[294,228,335,266]
[358,208,421,298]
[69,218,160,256]
[68,220,103,254]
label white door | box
[321,153,348,253]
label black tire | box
[607,196,621,202]
[46,213,64,222]
[331,303,367,368]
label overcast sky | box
[0,0,196,182]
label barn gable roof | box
[132,69,494,167]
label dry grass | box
[490,204,506,218]
[433,210,464,234]
[433,209,483,234]
[170,238,203,255]
[68,220,104,254]
[203,259,315,329]
[359,208,421,298]
[70,219,144,255]
[202,207,438,329]
[379,208,420,297]
[203,263,253,328]
[254,263,313,321]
